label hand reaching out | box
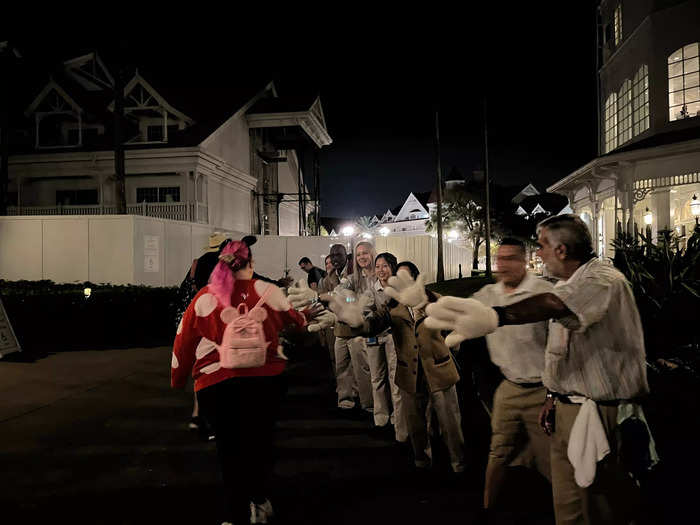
[424,297,499,347]
[288,279,318,309]
[328,289,371,328]
[385,269,428,308]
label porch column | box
[591,200,600,257]
[193,171,199,223]
[652,188,672,239]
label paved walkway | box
[0,347,553,524]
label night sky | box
[8,4,598,218]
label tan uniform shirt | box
[545,258,649,401]
[473,273,553,384]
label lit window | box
[604,93,618,153]
[614,4,622,46]
[617,80,632,145]
[668,43,700,121]
[632,65,649,136]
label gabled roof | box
[512,183,540,204]
[63,52,114,91]
[515,205,527,215]
[107,70,194,126]
[24,79,83,116]
[517,193,569,215]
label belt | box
[552,393,620,407]
[508,380,543,389]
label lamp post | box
[691,194,700,230]
[644,207,653,250]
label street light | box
[644,207,653,226]
[341,226,355,236]
[448,229,459,240]
[691,194,700,225]
[379,227,390,236]
[83,287,92,299]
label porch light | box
[83,287,92,299]
[379,227,390,236]
[691,195,700,224]
[341,226,355,236]
[644,208,653,226]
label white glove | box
[385,269,428,308]
[288,279,318,309]
[424,297,499,347]
[307,309,337,332]
[328,289,371,328]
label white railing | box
[6,202,208,223]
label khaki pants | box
[401,383,465,472]
[484,380,551,508]
[551,402,641,525]
[365,334,407,441]
[334,336,372,410]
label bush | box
[612,228,700,369]
[0,280,179,353]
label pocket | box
[433,354,451,366]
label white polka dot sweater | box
[171,279,307,392]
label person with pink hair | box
[171,239,334,525]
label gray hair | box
[537,214,594,262]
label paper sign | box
[144,235,160,273]
[0,298,21,358]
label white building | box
[4,52,331,236]
[548,1,700,259]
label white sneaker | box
[250,499,274,523]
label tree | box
[354,216,376,237]
[426,190,490,271]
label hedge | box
[1,280,179,353]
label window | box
[668,43,700,121]
[614,4,622,46]
[56,189,98,206]
[147,125,163,142]
[136,187,180,203]
[632,65,649,136]
[617,80,632,145]
[146,123,179,142]
[604,93,618,153]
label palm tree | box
[354,216,376,237]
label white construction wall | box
[0,217,470,286]
[0,215,244,287]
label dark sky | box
[7,5,599,218]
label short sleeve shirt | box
[544,258,649,401]
[472,273,553,384]
[307,266,326,287]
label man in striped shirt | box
[426,215,649,525]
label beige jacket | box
[389,298,460,394]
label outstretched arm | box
[495,293,572,325]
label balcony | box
[6,201,209,224]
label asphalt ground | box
[0,345,556,525]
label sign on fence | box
[0,298,21,358]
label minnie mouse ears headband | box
[218,240,251,270]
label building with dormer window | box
[4,51,331,236]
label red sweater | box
[171,279,306,392]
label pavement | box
[0,346,555,525]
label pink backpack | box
[217,285,273,369]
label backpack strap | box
[252,282,276,310]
